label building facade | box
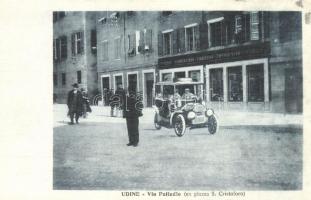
[96,11,159,107]
[157,11,302,113]
[53,11,302,113]
[53,11,98,104]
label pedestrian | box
[114,84,125,117]
[81,88,92,118]
[123,88,143,147]
[67,83,83,125]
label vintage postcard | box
[1,0,310,200]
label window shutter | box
[244,13,250,42]
[71,34,75,56]
[132,33,136,54]
[178,28,185,53]
[258,11,262,41]
[194,26,200,51]
[172,29,178,54]
[158,32,163,56]
[139,30,144,53]
[56,38,60,61]
[62,36,67,59]
[80,31,84,53]
[199,23,209,50]
[53,39,56,61]
[146,29,152,50]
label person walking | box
[123,88,143,147]
[81,88,92,118]
[67,83,83,125]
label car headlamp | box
[205,108,214,117]
[187,111,196,120]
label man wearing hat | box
[67,83,83,125]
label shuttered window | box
[128,33,136,56]
[71,31,84,56]
[250,12,259,40]
[102,41,109,61]
[114,37,121,59]
[163,32,172,55]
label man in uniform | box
[67,83,83,125]
[123,88,143,147]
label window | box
[128,33,136,56]
[62,73,66,86]
[235,15,242,34]
[114,37,121,59]
[71,32,84,56]
[209,18,227,47]
[60,36,67,59]
[135,31,141,55]
[144,29,152,52]
[102,41,109,61]
[210,69,223,101]
[163,32,172,55]
[77,71,81,84]
[247,64,264,102]
[91,29,97,54]
[228,66,243,102]
[54,36,67,61]
[250,12,259,40]
[128,74,138,92]
[173,71,185,81]
[185,26,197,52]
[53,73,58,86]
[162,73,172,82]
[53,11,66,23]
[189,70,201,82]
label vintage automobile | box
[153,78,218,136]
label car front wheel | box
[207,115,218,134]
[174,114,186,137]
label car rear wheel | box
[154,113,162,130]
[207,115,218,134]
[174,114,186,137]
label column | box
[223,66,228,103]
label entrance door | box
[285,68,302,113]
[144,72,154,107]
[102,77,110,106]
[128,73,138,92]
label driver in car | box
[182,88,197,101]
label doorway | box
[144,72,154,107]
[128,73,138,92]
[102,76,110,106]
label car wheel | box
[154,113,162,130]
[174,114,186,137]
[207,115,218,134]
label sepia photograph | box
[53,11,303,190]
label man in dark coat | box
[123,88,143,147]
[67,83,83,125]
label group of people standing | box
[67,83,92,125]
[67,83,143,147]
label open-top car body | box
[154,78,218,136]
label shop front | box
[158,42,271,112]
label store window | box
[174,71,185,81]
[189,70,201,82]
[163,32,172,55]
[210,68,223,101]
[228,66,243,102]
[162,73,172,82]
[247,64,264,102]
